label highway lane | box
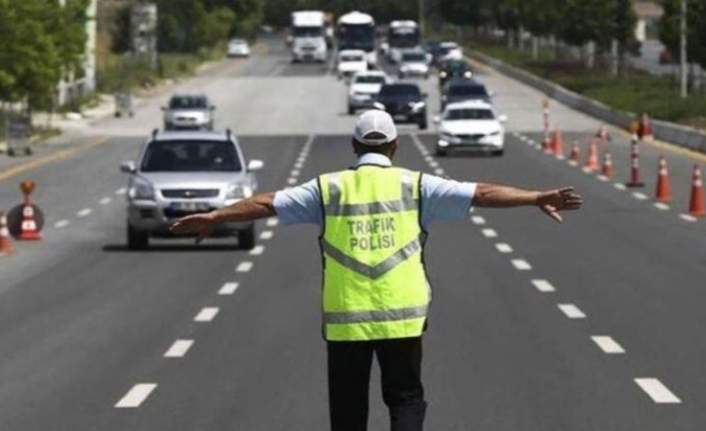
[0,33,705,430]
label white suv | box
[436,100,507,156]
[347,71,389,114]
[337,50,368,80]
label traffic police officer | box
[171,110,583,431]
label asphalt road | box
[0,34,705,430]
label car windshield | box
[379,85,420,97]
[355,75,385,84]
[141,140,241,172]
[169,96,208,110]
[443,61,469,72]
[341,54,363,62]
[445,108,495,120]
[449,85,488,97]
[230,39,245,45]
[402,52,426,62]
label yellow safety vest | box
[319,165,431,341]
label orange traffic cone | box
[18,181,41,241]
[595,125,611,144]
[638,113,654,143]
[688,165,706,217]
[542,136,552,155]
[569,142,580,164]
[583,139,600,172]
[655,156,672,202]
[602,152,614,178]
[626,135,645,188]
[551,129,565,159]
[0,212,13,255]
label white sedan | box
[436,100,507,156]
[347,71,390,114]
[337,50,368,80]
[227,39,250,58]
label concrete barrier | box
[468,50,706,154]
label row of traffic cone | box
[548,130,705,217]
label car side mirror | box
[120,160,137,173]
[498,115,508,123]
[247,159,264,172]
[433,115,441,124]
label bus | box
[290,11,328,63]
[337,11,377,68]
[387,20,420,63]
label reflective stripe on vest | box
[320,167,430,342]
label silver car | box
[162,93,215,131]
[120,130,264,250]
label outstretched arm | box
[170,192,277,243]
[473,184,583,223]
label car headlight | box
[464,71,473,78]
[129,177,155,200]
[410,101,426,112]
[439,71,447,78]
[227,184,253,199]
[440,132,457,143]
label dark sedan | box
[374,83,428,130]
[440,78,491,111]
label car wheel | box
[127,224,149,250]
[238,225,256,250]
[348,105,355,115]
[493,149,505,157]
[436,149,447,157]
[418,119,428,130]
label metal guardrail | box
[467,50,706,154]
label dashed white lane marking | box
[634,378,682,404]
[532,279,556,293]
[294,161,304,169]
[558,304,586,319]
[495,243,513,253]
[471,215,486,225]
[260,230,274,240]
[266,218,279,227]
[236,261,254,273]
[511,259,532,271]
[597,175,609,182]
[115,384,157,408]
[654,202,670,211]
[434,168,445,176]
[614,183,627,191]
[680,214,698,222]
[632,192,648,200]
[249,245,265,256]
[429,160,439,169]
[287,177,298,185]
[424,155,434,163]
[194,307,219,322]
[115,187,127,195]
[481,228,498,238]
[77,208,93,217]
[219,282,240,295]
[99,197,112,205]
[164,339,194,358]
[291,169,300,177]
[568,160,578,167]
[591,336,625,354]
[54,220,71,229]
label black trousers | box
[327,337,427,431]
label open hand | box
[170,213,216,244]
[536,187,583,223]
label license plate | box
[170,202,210,212]
[394,115,407,121]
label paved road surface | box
[0,35,705,430]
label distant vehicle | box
[398,49,430,79]
[424,40,442,61]
[227,39,250,58]
[337,11,377,68]
[435,100,506,157]
[435,41,463,64]
[373,83,427,129]
[387,20,420,63]
[337,49,368,79]
[348,71,390,114]
[121,130,264,250]
[291,11,328,63]
[162,93,215,131]
[441,78,491,110]
[438,59,473,87]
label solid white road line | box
[219,282,240,295]
[679,214,698,222]
[194,307,219,322]
[115,384,157,408]
[99,197,112,205]
[614,183,627,191]
[266,218,279,227]
[471,215,486,225]
[511,259,532,271]
[495,243,513,253]
[532,279,556,293]
[77,208,93,217]
[236,261,253,272]
[260,230,274,240]
[654,202,670,211]
[591,336,625,354]
[115,187,127,195]
[164,340,194,358]
[481,228,498,238]
[558,304,586,319]
[634,378,682,404]
[249,245,265,256]
[632,192,648,201]
[54,220,71,229]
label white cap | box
[354,110,398,146]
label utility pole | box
[419,0,425,35]
[680,0,688,98]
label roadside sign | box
[5,115,33,156]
